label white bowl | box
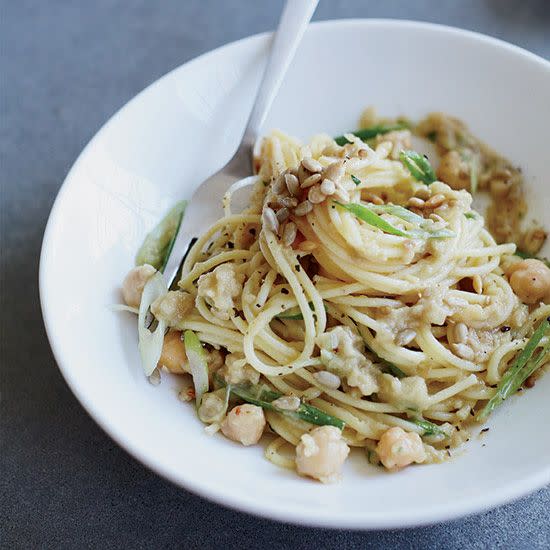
[40,20,550,529]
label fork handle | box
[241,0,318,148]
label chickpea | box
[436,150,470,190]
[295,426,350,483]
[507,259,550,304]
[520,227,547,256]
[376,427,426,471]
[221,404,265,446]
[158,330,188,374]
[121,264,156,307]
[158,332,223,377]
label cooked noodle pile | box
[124,119,550,481]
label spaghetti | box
[123,115,550,482]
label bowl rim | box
[39,18,550,529]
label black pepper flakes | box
[281,288,289,295]
[295,264,301,272]
[500,326,511,332]
[481,427,490,433]
[227,241,234,249]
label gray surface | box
[1,0,550,548]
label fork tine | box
[163,227,198,289]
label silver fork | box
[163,0,318,287]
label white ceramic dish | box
[40,20,550,529]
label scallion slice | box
[408,228,456,240]
[400,150,437,185]
[136,200,187,271]
[409,418,447,437]
[184,330,209,406]
[478,317,550,421]
[335,202,408,237]
[216,376,345,430]
[137,272,167,377]
[334,124,406,146]
[336,202,455,240]
[369,204,425,225]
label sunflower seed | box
[272,395,301,411]
[301,157,323,173]
[323,160,345,183]
[414,187,431,200]
[308,186,326,204]
[407,197,425,209]
[320,178,336,196]
[262,206,279,233]
[284,173,300,196]
[277,196,298,208]
[425,193,446,209]
[364,193,384,205]
[294,200,313,216]
[300,173,322,189]
[301,387,322,400]
[276,207,290,223]
[312,370,341,390]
